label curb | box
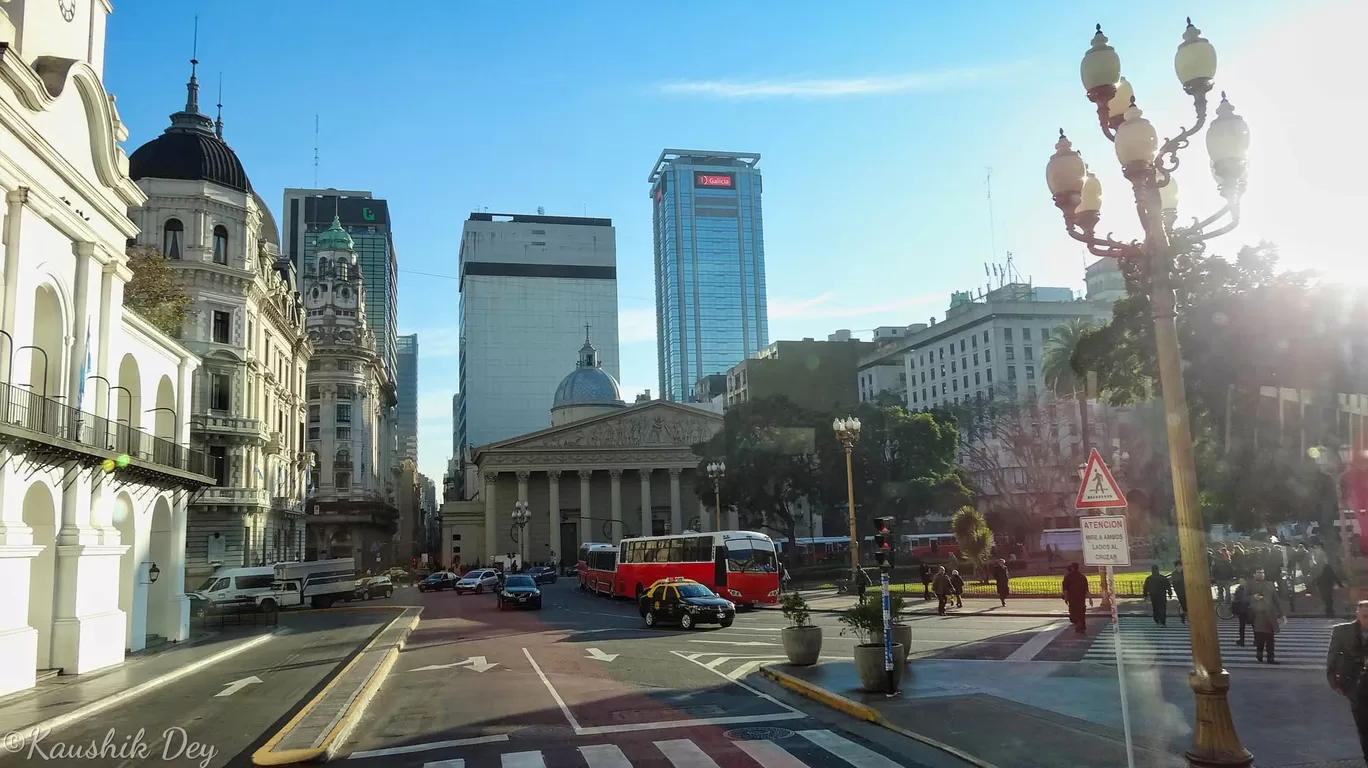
[252,607,422,766]
[10,630,277,745]
[757,665,1001,768]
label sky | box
[103,1,1367,489]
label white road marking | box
[215,676,262,697]
[655,738,722,768]
[579,744,632,768]
[687,640,778,646]
[348,734,510,760]
[421,760,465,768]
[586,647,619,662]
[669,651,805,715]
[575,712,805,737]
[799,729,903,768]
[501,751,547,768]
[734,739,809,768]
[521,647,581,732]
[1005,620,1072,662]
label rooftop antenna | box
[185,15,201,113]
[214,73,224,139]
[313,114,320,188]
[985,167,998,264]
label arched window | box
[212,225,228,264]
[163,218,183,260]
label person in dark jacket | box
[1061,563,1089,634]
[991,559,1010,607]
[1326,600,1368,761]
[1143,565,1172,626]
[1317,563,1345,618]
[1232,575,1252,646]
[931,567,951,616]
[1169,562,1188,624]
[949,569,965,608]
[919,562,932,601]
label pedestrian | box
[1247,567,1283,663]
[1143,565,1172,627]
[949,569,965,609]
[1061,563,1089,634]
[991,558,1010,608]
[781,564,792,593]
[1169,561,1188,624]
[919,561,932,601]
[1326,600,1368,762]
[1316,562,1345,618]
[931,566,951,616]
[1232,575,1252,647]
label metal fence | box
[0,382,215,478]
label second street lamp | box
[1047,19,1252,768]
[707,461,726,531]
[511,501,531,571]
[833,417,862,595]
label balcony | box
[264,431,284,455]
[197,487,269,507]
[273,495,303,515]
[195,414,264,438]
[0,382,216,488]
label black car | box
[498,575,542,610]
[638,579,735,629]
[526,566,558,585]
[418,572,458,592]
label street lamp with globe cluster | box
[707,461,726,532]
[833,417,862,590]
[511,500,531,572]
[1045,18,1252,768]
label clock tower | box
[0,0,114,80]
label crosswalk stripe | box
[579,744,632,768]
[798,729,903,768]
[501,751,546,768]
[734,740,809,768]
[1085,618,1331,667]
[421,761,464,768]
[654,739,721,768]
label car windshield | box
[677,584,714,598]
[506,576,536,588]
[725,538,778,573]
[461,571,483,579]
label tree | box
[123,245,190,337]
[1043,318,1100,470]
[950,506,993,582]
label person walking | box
[1316,561,1345,618]
[949,569,965,609]
[1061,563,1089,634]
[919,562,932,601]
[1327,600,1368,762]
[991,558,1010,607]
[1232,574,1252,647]
[1169,561,1188,624]
[1143,565,1172,627]
[1247,567,1283,663]
[931,566,952,616]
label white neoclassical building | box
[126,64,312,580]
[0,1,214,697]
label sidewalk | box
[0,623,278,739]
[759,657,1363,767]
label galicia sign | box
[695,173,734,188]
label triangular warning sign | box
[1075,448,1127,509]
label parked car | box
[353,575,394,600]
[498,574,543,610]
[526,566,558,585]
[454,569,500,595]
[418,571,459,592]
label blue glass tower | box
[649,150,769,402]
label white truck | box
[256,558,356,612]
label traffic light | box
[873,517,893,567]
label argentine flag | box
[75,318,92,412]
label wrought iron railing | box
[0,382,216,480]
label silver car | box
[454,569,500,594]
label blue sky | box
[104,1,1366,487]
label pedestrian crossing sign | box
[1076,448,1127,509]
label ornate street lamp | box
[511,500,531,571]
[706,461,726,532]
[833,417,862,592]
[1047,19,1252,768]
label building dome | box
[128,61,251,192]
[315,216,354,251]
[552,332,625,411]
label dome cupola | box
[128,55,250,192]
[315,216,354,251]
[551,327,624,426]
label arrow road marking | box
[687,640,778,647]
[215,676,262,697]
[585,647,618,662]
[410,656,498,673]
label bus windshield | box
[726,538,777,573]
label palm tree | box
[1043,319,1098,459]
[951,506,993,582]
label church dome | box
[315,216,354,251]
[552,333,624,409]
[128,61,251,192]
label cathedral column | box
[548,471,562,565]
[638,469,652,538]
[669,468,683,536]
[608,469,622,542]
[483,471,497,566]
[578,470,592,545]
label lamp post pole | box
[833,417,862,595]
[1046,20,1252,768]
[512,501,531,571]
[707,461,726,531]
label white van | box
[191,566,277,615]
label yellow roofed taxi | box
[638,577,735,630]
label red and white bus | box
[613,530,781,605]
[577,543,618,595]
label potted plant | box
[779,592,822,665]
[838,600,904,692]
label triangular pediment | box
[475,401,723,455]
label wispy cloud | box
[654,66,1012,100]
[618,308,657,344]
[769,293,941,320]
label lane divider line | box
[522,647,582,733]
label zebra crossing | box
[1083,616,1338,669]
[409,729,904,768]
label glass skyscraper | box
[395,333,419,464]
[649,150,768,401]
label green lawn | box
[813,570,1151,598]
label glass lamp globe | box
[1114,105,1158,167]
[1174,19,1218,87]
[1046,131,1087,198]
[1081,25,1121,90]
[1078,172,1103,214]
[1206,93,1250,166]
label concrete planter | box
[781,625,823,666]
[853,643,904,692]
[872,624,912,666]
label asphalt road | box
[338,580,1060,767]
[0,611,391,768]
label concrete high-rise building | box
[457,212,619,458]
[395,333,418,464]
[282,188,399,380]
[649,150,769,401]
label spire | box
[185,15,200,114]
[214,72,224,139]
[578,323,599,369]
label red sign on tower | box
[1075,448,1127,509]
